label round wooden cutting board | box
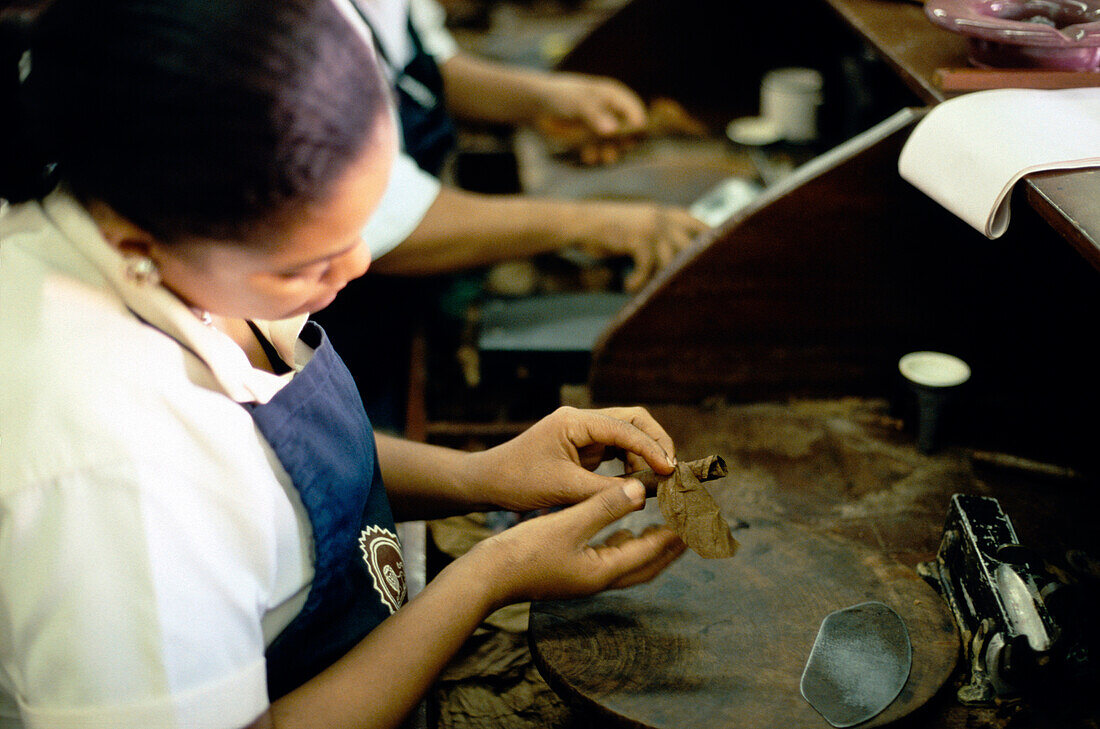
[529,518,958,728]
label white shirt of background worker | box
[338,0,710,291]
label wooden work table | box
[529,398,1100,729]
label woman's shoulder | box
[0,195,289,500]
[0,258,264,499]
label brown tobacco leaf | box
[647,97,710,138]
[657,462,738,559]
[627,454,727,493]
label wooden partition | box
[588,109,961,403]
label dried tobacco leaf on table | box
[656,460,738,559]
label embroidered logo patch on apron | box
[359,526,406,613]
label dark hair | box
[1,0,388,242]
[0,5,56,202]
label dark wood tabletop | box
[529,399,1100,729]
[531,520,958,729]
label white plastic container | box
[761,67,823,144]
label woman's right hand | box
[566,201,709,292]
[465,480,686,610]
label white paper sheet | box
[898,88,1100,239]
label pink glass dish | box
[925,0,1100,70]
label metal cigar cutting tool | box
[918,493,1093,704]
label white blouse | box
[0,192,316,729]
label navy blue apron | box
[395,17,457,175]
[243,321,407,701]
[352,5,457,175]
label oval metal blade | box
[800,601,912,727]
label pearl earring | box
[124,256,160,286]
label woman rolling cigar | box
[0,2,685,728]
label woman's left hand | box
[459,405,677,513]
